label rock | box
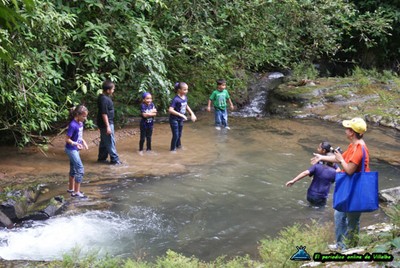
[379,186,400,204]
[0,210,13,228]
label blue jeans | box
[334,210,361,249]
[65,148,84,183]
[214,109,228,127]
[139,123,153,151]
[170,118,183,151]
[98,124,119,163]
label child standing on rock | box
[65,105,89,198]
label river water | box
[0,113,399,262]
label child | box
[139,92,157,155]
[207,79,234,130]
[168,82,197,151]
[97,80,121,165]
[285,141,340,207]
[65,105,89,198]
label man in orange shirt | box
[311,117,369,250]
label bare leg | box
[69,176,75,191]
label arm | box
[65,135,83,150]
[286,170,310,187]
[101,114,111,135]
[82,139,89,150]
[142,110,157,118]
[228,98,234,110]
[186,105,197,122]
[334,151,358,175]
[168,107,187,120]
[310,153,337,165]
[207,99,212,112]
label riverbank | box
[267,73,400,131]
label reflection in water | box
[0,116,399,262]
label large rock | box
[0,186,66,228]
[379,186,400,204]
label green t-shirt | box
[209,89,230,110]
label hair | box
[174,82,187,92]
[102,80,115,91]
[354,132,363,139]
[320,141,332,152]
[69,105,88,122]
[216,79,226,85]
[142,92,151,99]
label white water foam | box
[0,211,133,261]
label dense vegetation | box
[0,0,399,146]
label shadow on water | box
[0,115,399,262]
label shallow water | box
[0,114,399,262]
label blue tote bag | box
[333,147,379,213]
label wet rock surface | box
[264,77,400,131]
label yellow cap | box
[342,117,367,134]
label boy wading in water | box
[207,79,234,130]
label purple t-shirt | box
[65,119,83,151]
[307,163,336,199]
[141,103,155,127]
[169,95,187,121]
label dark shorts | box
[307,196,327,207]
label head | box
[174,82,188,95]
[102,80,115,95]
[217,79,226,91]
[142,92,153,105]
[318,141,332,155]
[69,105,88,123]
[342,117,367,139]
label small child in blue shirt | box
[139,92,157,155]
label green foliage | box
[258,221,331,267]
[0,0,397,146]
[0,0,75,146]
[291,62,319,81]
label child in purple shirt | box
[286,141,340,207]
[139,92,157,154]
[168,82,197,151]
[65,105,89,198]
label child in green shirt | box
[207,79,234,130]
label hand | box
[286,180,294,187]
[181,114,188,121]
[191,114,197,122]
[77,143,83,150]
[311,153,322,165]
[334,150,344,163]
[207,106,211,112]
[106,126,112,135]
[230,104,234,110]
